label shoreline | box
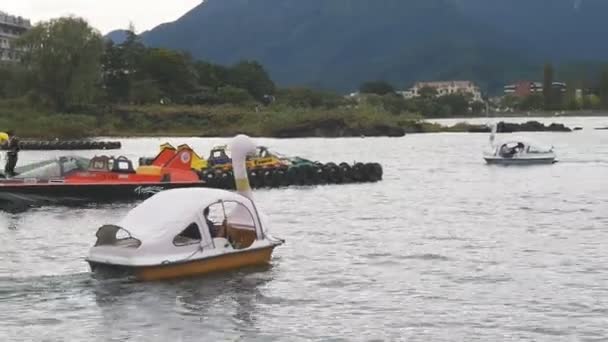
[15,120,584,141]
[2,104,606,139]
[4,120,594,140]
[427,111,608,120]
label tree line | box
[0,17,374,116]
[0,17,276,112]
[0,15,491,119]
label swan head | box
[230,134,256,158]
[230,134,256,199]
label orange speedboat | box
[0,145,207,211]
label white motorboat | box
[483,124,557,165]
[86,135,284,281]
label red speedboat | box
[0,145,207,211]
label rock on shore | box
[465,121,572,133]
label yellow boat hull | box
[89,245,278,281]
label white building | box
[0,11,31,62]
[397,89,415,99]
[404,81,483,102]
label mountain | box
[141,0,608,92]
[452,0,608,60]
[104,29,130,44]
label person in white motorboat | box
[499,143,519,158]
[499,144,510,157]
[484,124,557,164]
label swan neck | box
[232,152,253,200]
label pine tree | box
[564,80,578,110]
[543,63,555,110]
[599,69,608,110]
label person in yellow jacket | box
[0,132,8,174]
[4,130,19,177]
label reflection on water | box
[90,266,274,341]
[1,267,276,341]
[2,119,608,341]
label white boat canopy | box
[116,188,265,244]
[495,137,554,153]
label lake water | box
[1,117,608,341]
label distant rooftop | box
[0,10,31,28]
[414,80,477,88]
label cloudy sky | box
[3,0,202,34]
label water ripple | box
[1,128,608,341]
[401,253,451,261]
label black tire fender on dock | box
[286,166,299,186]
[202,170,218,188]
[310,164,324,185]
[366,163,383,182]
[352,162,366,182]
[248,169,262,189]
[339,163,353,183]
[300,165,316,185]
[269,168,284,188]
[220,170,236,190]
[276,167,289,187]
[316,164,329,185]
[323,162,342,184]
[213,169,224,189]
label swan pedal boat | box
[86,188,283,281]
[483,140,557,165]
[86,134,284,281]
